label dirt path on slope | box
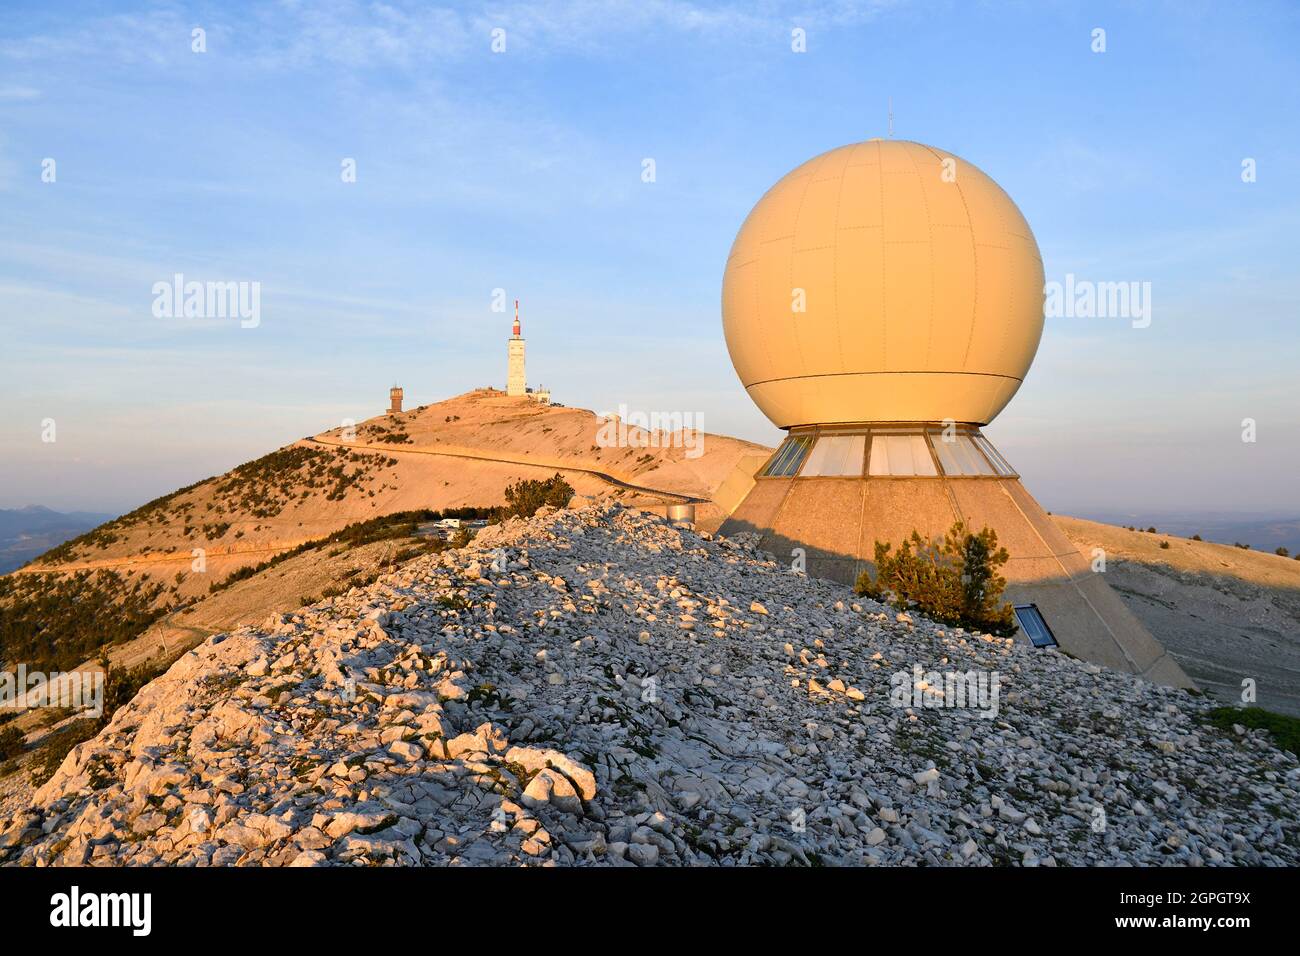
[11,541,308,576]
[306,436,707,504]
[10,438,702,577]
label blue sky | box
[1,0,1297,516]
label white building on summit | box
[506,300,549,403]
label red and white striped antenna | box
[513,299,521,337]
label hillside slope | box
[1054,517,1300,717]
[1,389,769,676]
[22,389,763,577]
[2,502,1295,867]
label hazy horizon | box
[2,0,1298,515]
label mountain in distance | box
[0,506,116,574]
[1080,509,1300,556]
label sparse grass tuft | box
[1204,706,1300,757]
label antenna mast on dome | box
[888,97,894,138]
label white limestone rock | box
[1,501,1295,869]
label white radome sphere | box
[722,139,1045,427]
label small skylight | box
[1013,604,1058,648]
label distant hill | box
[1,389,768,676]
[1055,516,1300,717]
[0,506,114,574]
[1081,510,1300,556]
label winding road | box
[306,435,706,503]
[9,437,704,576]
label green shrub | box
[0,571,168,672]
[1204,706,1300,757]
[499,474,575,520]
[205,507,491,594]
[97,656,167,728]
[854,521,1016,637]
[30,719,98,786]
[0,725,25,760]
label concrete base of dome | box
[718,472,1194,689]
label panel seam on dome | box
[787,151,823,393]
[744,370,1024,387]
[874,139,886,369]
[903,144,936,376]
[989,178,1016,374]
[832,152,847,377]
[922,144,980,372]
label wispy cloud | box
[0,1,903,71]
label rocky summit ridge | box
[2,502,1296,867]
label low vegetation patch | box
[215,445,394,514]
[207,506,495,595]
[97,656,170,728]
[38,478,208,563]
[364,421,413,444]
[0,571,169,672]
[497,474,575,521]
[6,506,499,678]
[854,521,1016,637]
[30,719,99,787]
[1204,706,1300,757]
[0,725,25,761]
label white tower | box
[507,299,526,397]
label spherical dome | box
[722,140,1044,428]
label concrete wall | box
[719,473,1193,688]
